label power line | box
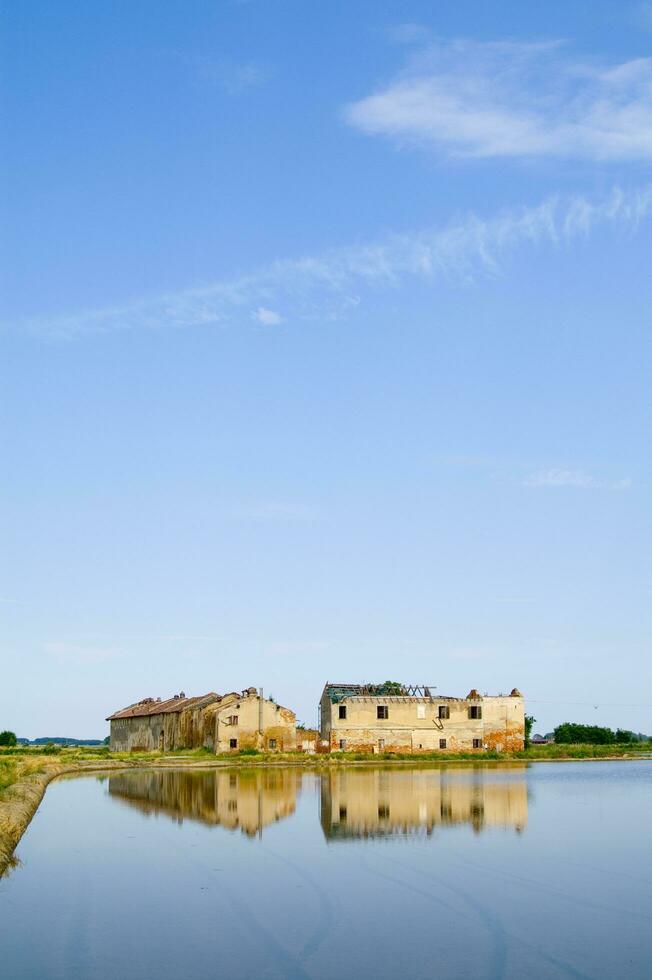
[527,699,652,709]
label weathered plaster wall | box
[322,694,525,753]
[110,713,179,752]
[214,695,296,752]
[110,692,297,754]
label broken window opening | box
[338,705,347,720]
[377,705,389,720]
[468,706,482,720]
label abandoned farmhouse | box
[107,688,296,753]
[107,681,525,754]
[319,683,525,753]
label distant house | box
[107,688,296,753]
[530,734,553,745]
[319,683,525,753]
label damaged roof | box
[323,683,437,702]
[106,692,220,721]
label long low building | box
[107,687,296,753]
[319,683,525,752]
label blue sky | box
[2,1,651,738]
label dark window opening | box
[439,738,447,749]
[228,715,239,726]
[339,805,347,821]
[268,738,277,750]
[438,705,450,719]
[229,738,238,749]
[338,704,347,719]
[339,738,347,750]
[472,738,482,749]
[377,705,389,720]
[378,804,390,819]
[468,705,482,720]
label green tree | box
[615,728,636,744]
[0,730,18,747]
[524,715,536,748]
[554,723,616,745]
[381,681,405,694]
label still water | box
[1,762,650,979]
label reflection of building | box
[108,768,301,837]
[107,687,296,753]
[319,767,528,839]
[320,683,525,753]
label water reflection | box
[107,764,528,842]
[320,766,528,839]
[108,768,301,837]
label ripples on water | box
[1,762,650,979]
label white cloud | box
[523,468,632,489]
[253,306,283,326]
[10,184,652,338]
[344,39,652,160]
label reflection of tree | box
[320,766,528,840]
[108,769,300,837]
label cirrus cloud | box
[345,39,652,161]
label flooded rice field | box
[1,761,650,979]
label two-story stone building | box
[107,687,296,753]
[319,683,525,753]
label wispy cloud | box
[165,50,267,93]
[386,23,431,45]
[345,39,652,160]
[44,641,121,665]
[10,184,652,338]
[632,2,652,32]
[253,306,283,326]
[523,468,633,489]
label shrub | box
[0,731,17,747]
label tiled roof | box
[107,693,220,721]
